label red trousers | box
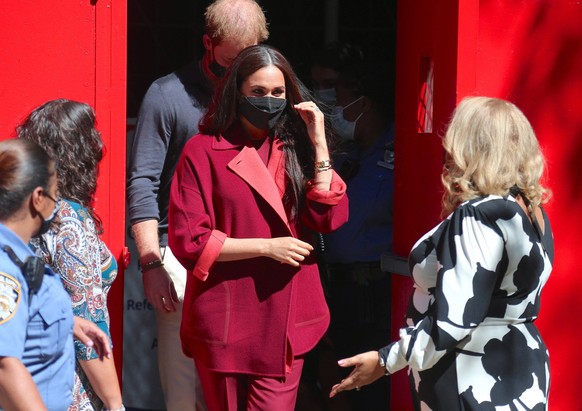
[195,357,304,411]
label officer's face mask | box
[238,96,287,131]
[314,88,337,107]
[330,96,364,141]
[37,191,58,236]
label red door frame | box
[2,2,580,407]
[0,0,127,383]
[94,0,127,383]
[393,0,582,409]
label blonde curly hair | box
[441,96,550,217]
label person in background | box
[168,44,348,411]
[312,42,395,411]
[0,138,111,411]
[310,42,364,112]
[330,97,553,411]
[19,99,123,411]
[126,2,269,409]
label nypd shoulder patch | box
[0,272,21,325]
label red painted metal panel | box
[392,0,462,408]
[0,1,95,135]
[395,0,582,408]
[473,2,582,409]
[94,0,127,384]
[0,0,127,385]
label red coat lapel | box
[267,138,286,198]
[227,144,290,229]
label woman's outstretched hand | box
[73,316,112,360]
[329,351,387,398]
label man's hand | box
[73,316,112,360]
[132,220,179,313]
[142,265,179,312]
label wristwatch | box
[377,351,390,376]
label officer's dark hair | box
[0,139,54,221]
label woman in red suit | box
[168,44,349,410]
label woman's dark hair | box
[200,44,333,220]
[0,139,54,221]
[17,99,104,230]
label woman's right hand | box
[267,237,314,266]
[294,101,326,147]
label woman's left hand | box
[329,351,387,398]
[73,316,112,360]
[294,101,325,146]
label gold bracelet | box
[314,159,332,169]
[315,159,332,173]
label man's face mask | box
[209,58,227,79]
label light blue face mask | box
[314,88,337,107]
[330,96,364,141]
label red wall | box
[394,0,582,408]
[474,2,582,409]
[0,0,127,381]
[392,0,461,408]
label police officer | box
[0,139,111,411]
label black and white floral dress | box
[380,195,553,410]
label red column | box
[393,0,582,408]
[472,3,582,409]
[0,0,127,383]
[392,0,461,408]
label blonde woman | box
[330,97,553,410]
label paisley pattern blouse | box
[31,199,118,411]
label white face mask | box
[330,96,364,141]
[314,88,337,107]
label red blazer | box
[169,125,348,377]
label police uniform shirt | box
[324,128,394,264]
[0,223,75,411]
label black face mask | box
[36,204,58,236]
[238,96,287,130]
[209,59,227,79]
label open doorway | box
[127,0,396,117]
[124,1,396,410]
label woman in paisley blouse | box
[330,96,553,410]
[19,99,123,411]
